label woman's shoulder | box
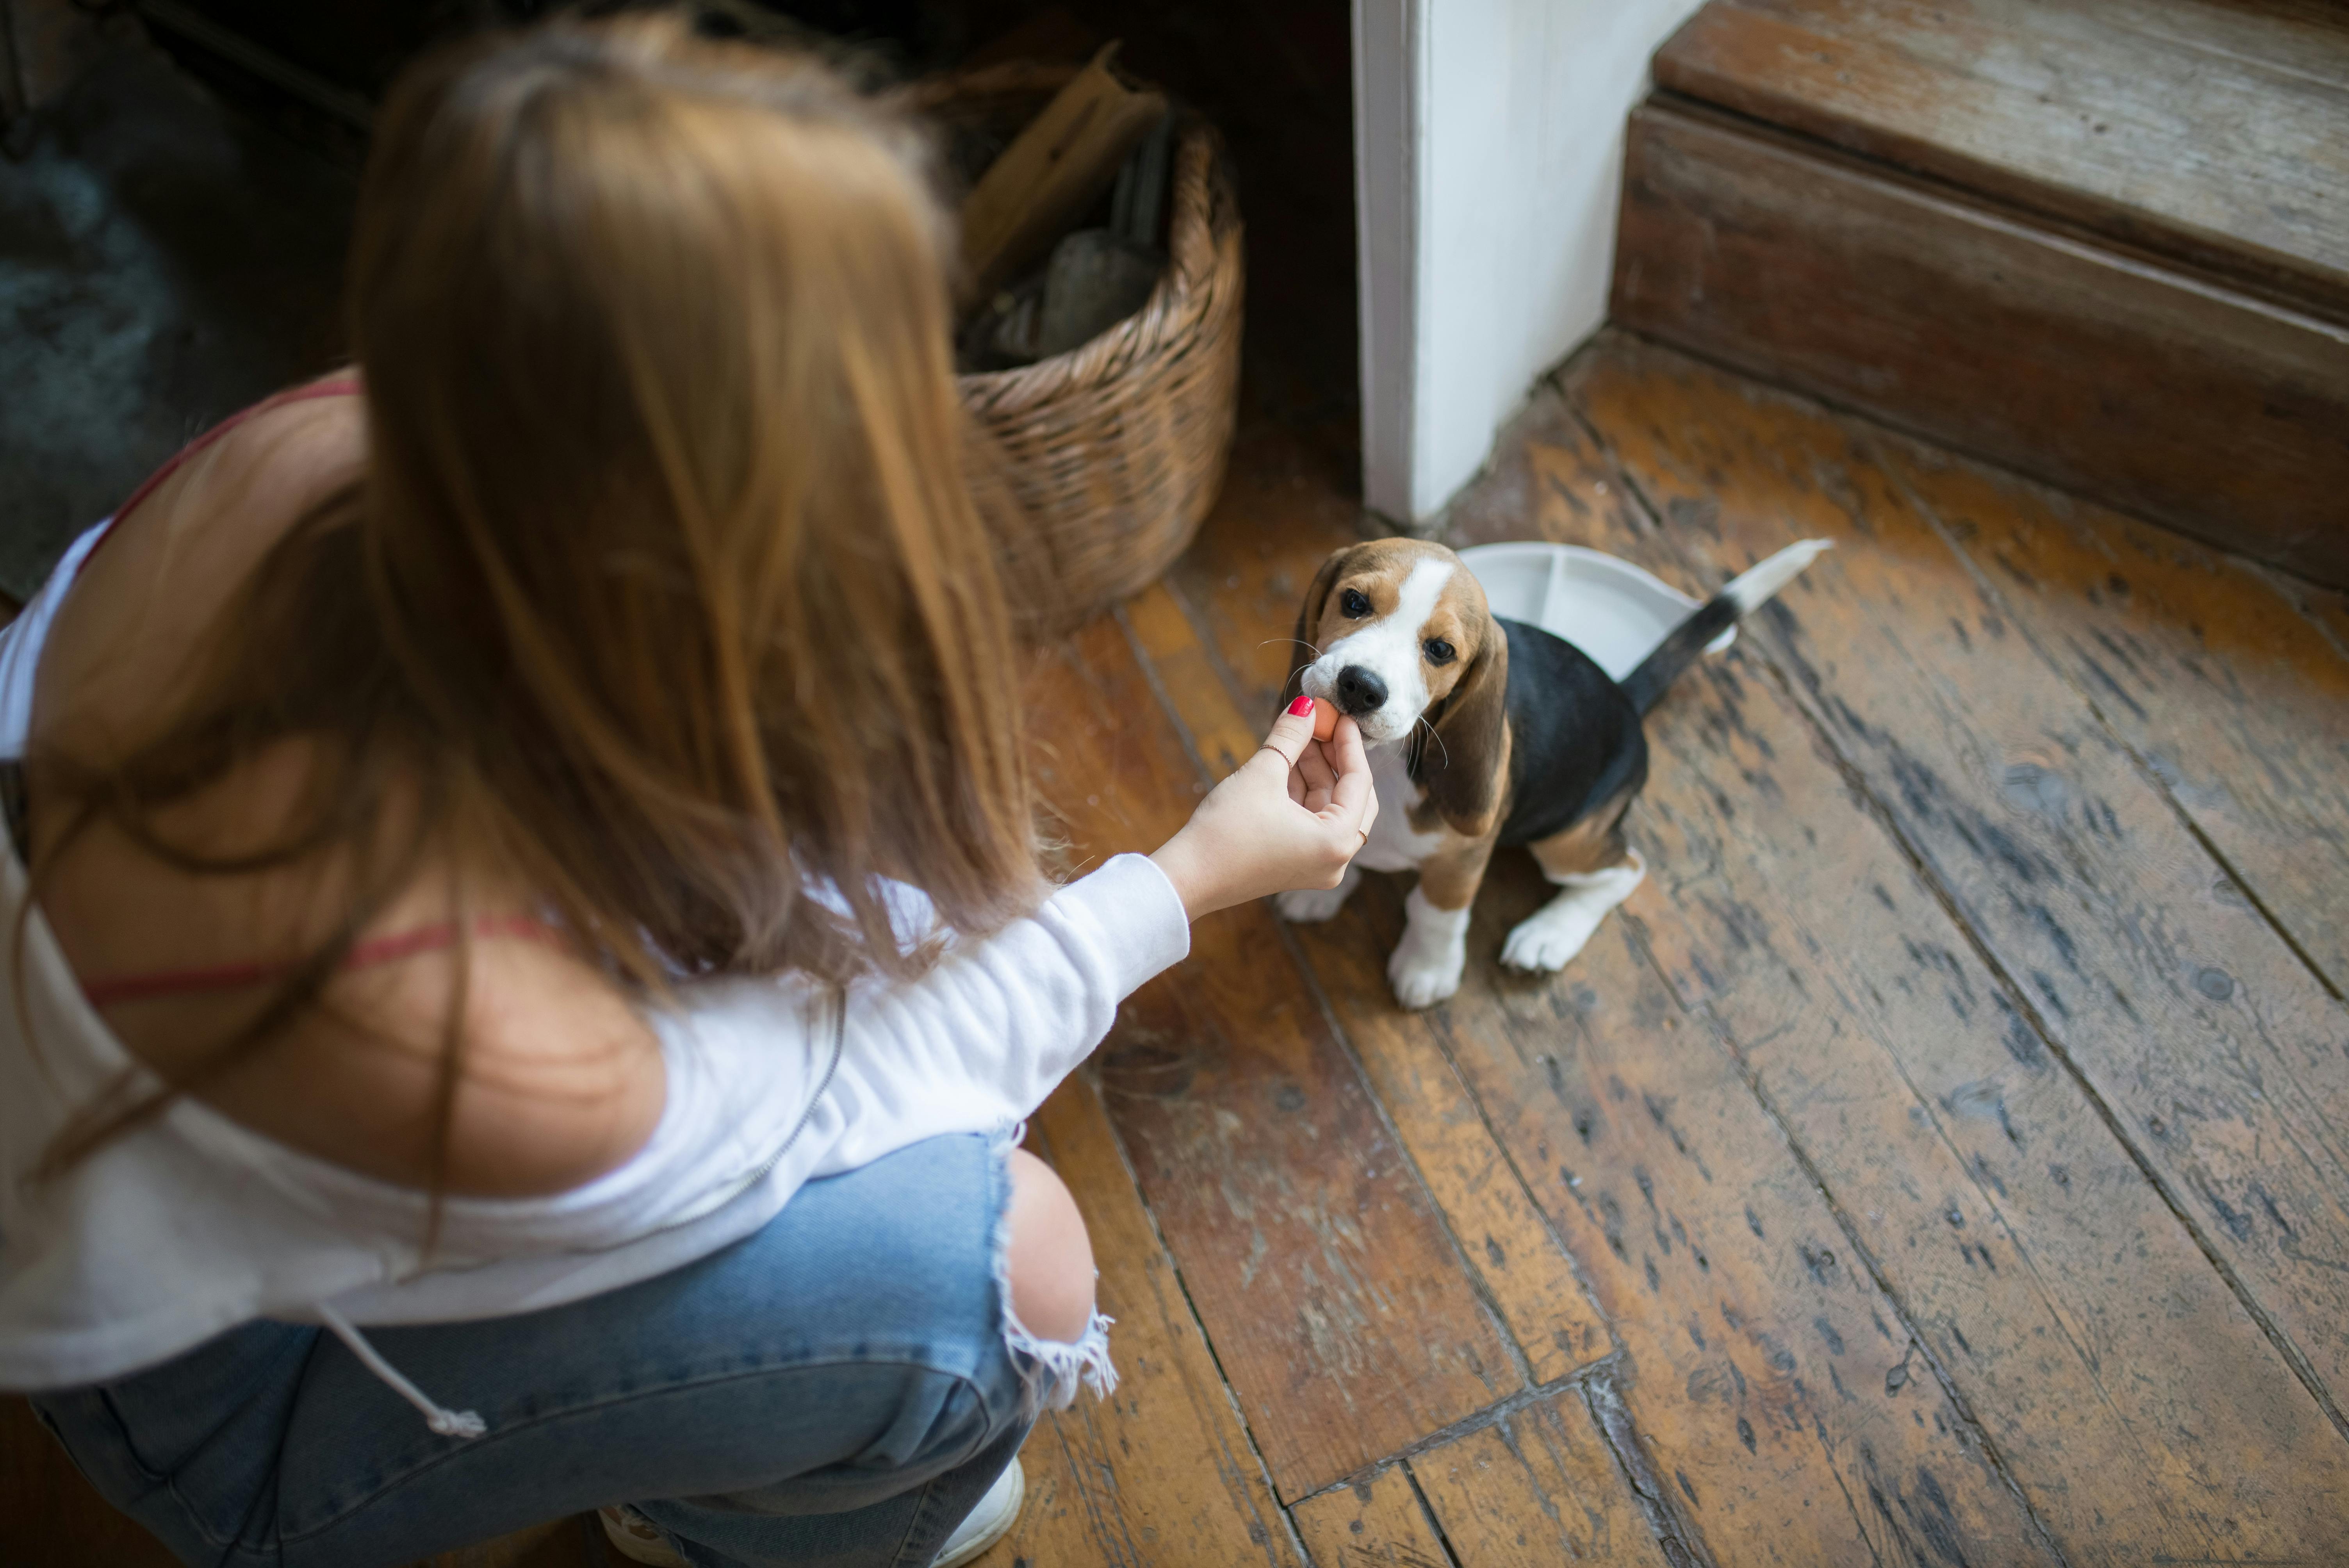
[36,377,367,759]
[100,372,365,565]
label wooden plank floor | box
[15,334,2349,1564]
[994,329,2349,1566]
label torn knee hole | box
[991,1131,1118,1413]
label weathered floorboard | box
[1408,1390,1672,1567]
[1622,624,2349,1561]
[1024,620,1521,1499]
[1123,583,1263,782]
[1428,877,2059,1567]
[1569,335,2349,1432]
[1874,440,2349,998]
[1292,911,1615,1388]
[2284,574,2349,664]
[1289,1465,1453,1568]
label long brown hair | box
[29,12,1045,1182]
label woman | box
[0,15,1374,1568]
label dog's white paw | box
[1388,942,1465,1009]
[1275,867,1361,925]
[1501,856,1645,973]
[1387,885,1470,1009]
[1500,902,1609,973]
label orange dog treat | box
[1311,697,1338,742]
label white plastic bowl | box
[1455,542,1732,683]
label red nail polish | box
[1287,694,1314,716]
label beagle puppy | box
[1276,536,1829,1008]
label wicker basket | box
[918,64,1245,635]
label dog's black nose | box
[1334,665,1388,715]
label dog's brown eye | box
[1424,638,1455,665]
[1339,589,1371,617]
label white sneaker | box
[595,1460,1023,1568]
[932,1458,1025,1568]
[598,1504,688,1567]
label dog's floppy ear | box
[1281,546,1351,708]
[1418,613,1510,838]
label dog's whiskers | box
[1261,637,1323,656]
[1415,713,1450,769]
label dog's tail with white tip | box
[1620,538,1833,715]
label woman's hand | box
[1150,696,1381,921]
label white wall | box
[1353,0,1707,524]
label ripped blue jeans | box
[30,1132,1110,1568]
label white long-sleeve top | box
[0,522,1191,1392]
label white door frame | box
[1350,0,1424,526]
[1350,0,1707,528]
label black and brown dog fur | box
[1275,535,1827,1008]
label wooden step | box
[1654,0,2349,315]
[1613,0,2349,587]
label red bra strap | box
[80,914,563,1009]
